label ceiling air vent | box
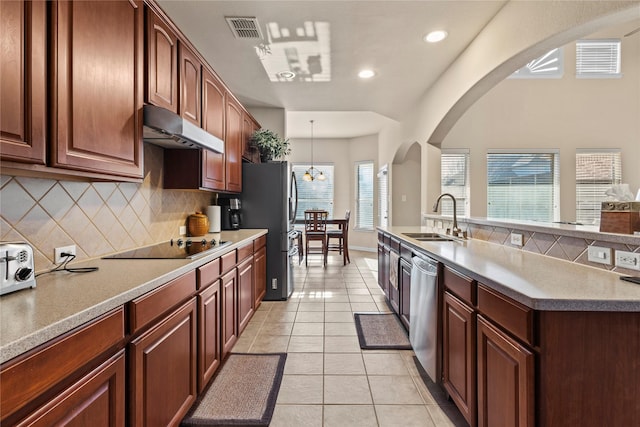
[226,16,263,40]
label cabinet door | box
[146,8,178,112]
[201,67,226,190]
[129,299,197,427]
[242,112,260,162]
[477,315,534,427]
[388,251,399,314]
[198,281,221,392]
[443,292,476,427]
[221,269,238,358]
[225,97,243,192]
[254,245,267,308]
[52,0,143,178]
[179,43,201,126]
[15,351,125,427]
[238,256,254,334]
[399,258,412,329]
[377,244,389,296]
[0,0,46,164]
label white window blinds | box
[292,163,334,220]
[441,150,470,217]
[377,165,389,227]
[576,149,622,225]
[355,161,374,230]
[487,151,560,222]
[576,39,621,78]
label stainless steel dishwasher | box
[409,255,439,382]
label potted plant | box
[250,129,291,162]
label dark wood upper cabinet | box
[202,67,226,191]
[0,0,46,164]
[179,44,201,126]
[51,0,144,178]
[146,7,178,113]
[225,96,243,193]
[242,112,260,162]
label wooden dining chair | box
[327,209,351,265]
[304,210,328,266]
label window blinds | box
[355,162,374,230]
[576,39,621,77]
[291,164,334,220]
[441,150,470,217]
[486,152,559,222]
[576,150,622,225]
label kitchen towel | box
[206,206,221,233]
[389,251,399,290]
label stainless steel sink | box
[402,232,455,242]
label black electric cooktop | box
[103,238,232,260]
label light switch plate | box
[587,246,612,265]
[615,250,640,271]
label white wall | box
[248,107,286,139]
[377,1,639,220]
[392,143,421,226]
[442,33,640,220]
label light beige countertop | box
[0,229,267,364]
[380,226,640,312]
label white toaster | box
[0,242,37,296]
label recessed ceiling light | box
[358,69,375,79]
[277,70,296,79]
[424,30,448,43]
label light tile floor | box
[233,250,468,427]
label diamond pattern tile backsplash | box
[428,218,640,275]
[1,145,214,273]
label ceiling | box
[156,1,639,140]
[157,0,507,138]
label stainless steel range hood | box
[143,105,224,153]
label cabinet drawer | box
[390,237,400,253]
[443,266,475,306]
[220,250,237,274]
[400,244,413,263]
[254,234,267,250]
[378,232,385,244]
[197,258,220,290]
[237,242,253,263]
[129,271,196,334]
[477,284,533,346]
[0,308,125,421]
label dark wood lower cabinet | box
[197,281,221,393]
[15,351,125,427]
[254,245,267,308]
[398,258,412,329]
[221,269,238,359]
[477,315,534,427]
[238,256,254,334]
[129,299,197,427]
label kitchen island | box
[379,226,640,427]
[0,228,267,425]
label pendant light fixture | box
[303,120,326,182]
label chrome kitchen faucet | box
[433,193,467,239]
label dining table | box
[293,217,350,265]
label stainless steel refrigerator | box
[241,161,298,300]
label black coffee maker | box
[220,198,242,230]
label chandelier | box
[302,119,326,182]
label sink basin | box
[402,232,455,242]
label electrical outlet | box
[54,245,76,263]
[587,246,612,265]
[510,233,523,247]
[179,226,187,236]
[615,250,640,271]
[271,278,278,290]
